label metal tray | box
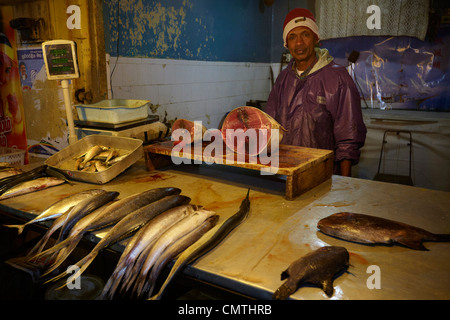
[44,135,143,184]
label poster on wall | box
[17,48,44,91]
[0,6,29,164]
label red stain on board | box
[132,173,174,183]
[349,252,369,265]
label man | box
[266,8,367,176]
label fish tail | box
[44,250,97,285]
[100,261,128,299]
[40,239,81,277]
[2,223,26,235]
[430,233,450,243]
[27,237,71,262]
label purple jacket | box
[266,48,367,171]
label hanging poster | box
[0,6,29,163]
[17,48,44,91]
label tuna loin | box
[221,106,285,156]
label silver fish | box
[33,187,182,277]
[24,189,111,258]
[0,177,66,200]
[145,214,219,298]
[132,208,217,297]
[150,189,250,300]
[81,145,104,165]
[45,194,191,287]
[101,204,200,299]
[3,189,106,235]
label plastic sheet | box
[322,26,450,111]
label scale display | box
[42,40,79,80]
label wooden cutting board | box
[144,140,333,200]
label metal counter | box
[1,160,449,300]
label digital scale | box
[42,40,79,145]
[42,40,161,145]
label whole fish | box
[150,188,250,300]
[132,208,218,297]
[317,212,450,251]
[0,165,48,194]
[0,176,66,200]
[145,214,219,298]
[56,191,119,242]
[100,204,200,299]
[5,190,117,272]
[32,187,182,277]
[81,145,104,165]
[45,194,191,287]
[3,189,106,235]
[0,167,24,179]
[272,246,349,300]
[25,190,112,257]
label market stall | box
[1,152,449,300]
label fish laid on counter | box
[273,246,350,300]
[317,212,450,251]
[0,165,48,195]
[24,190,116,257]
[145,214,218,298]
[0,166,24,179]
[3,189,107,235]
[75,145,126,172]
[100,204,202,299]
[45,194,191,287]
[150,188,251,300]
[6,190,120,274]
[30,187,182,277]
[132,208,219,298]
[0,176,66,200]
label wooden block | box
[144,140,333,200]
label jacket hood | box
[288,47,334,77]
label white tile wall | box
[108,56,273,128]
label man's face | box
[286,26,318,67]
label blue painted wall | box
[103,0,274,62]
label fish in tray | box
[317,212,450,251]
[272,246,350,300]
[74,145,125,172]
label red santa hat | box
[283,8,320,48]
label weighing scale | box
[42,40,79,145]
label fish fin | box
[3,223,26,235]
[396,239,428,251]
[272,282,295,300]
[280,269,289,281]
[320,279,335,297]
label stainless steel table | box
[1,160,449,300]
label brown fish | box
[317,212,450,251]
[273,246,349,300]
